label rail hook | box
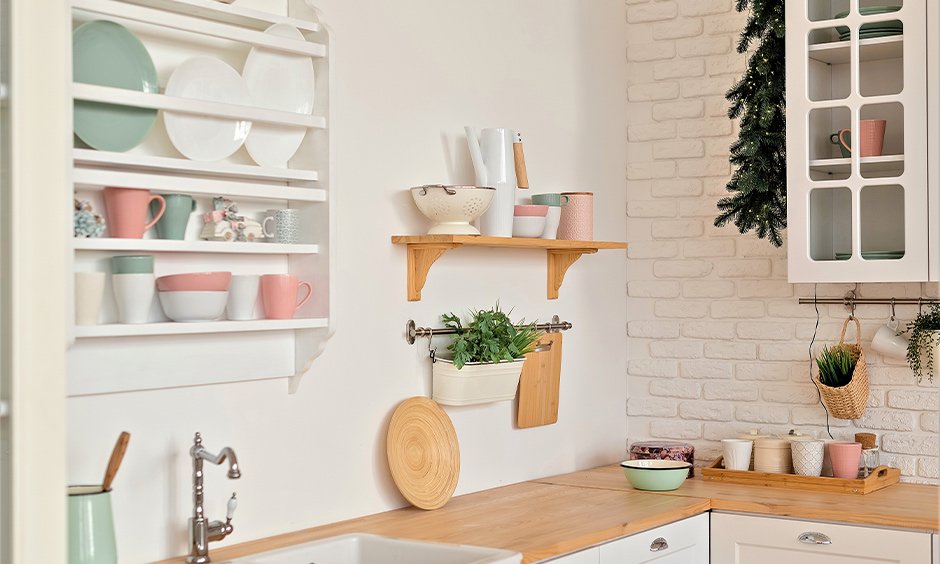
[843,290,857,319]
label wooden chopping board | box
[517,332,563,428]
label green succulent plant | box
[906,304,940,382]
[815,345,859,388]
[440,305,541,370]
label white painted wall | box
[624,0,938,482]
[65,1,627,562]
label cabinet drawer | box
[598,513,708,563]
[711,512,932,564]
[546,547,599,563]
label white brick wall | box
[625,0,940,483]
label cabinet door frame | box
[1,0,71,562]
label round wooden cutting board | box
[386,396,460,510]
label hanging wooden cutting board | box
[517,332,563,428]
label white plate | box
[164,57,252,161]
[242,24,315,168]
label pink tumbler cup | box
[859,119,886,157]
[557,192,594,241]
[828,441,862,479]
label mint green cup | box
[68,486,117,564]
[151,194,195,240]
[111,254,153,274]
[531,193,570,207]
[620,460,690,491]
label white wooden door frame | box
[2,0,70,562]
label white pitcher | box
[465,126,517,237]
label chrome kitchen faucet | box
[187,432,240,564]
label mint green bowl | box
[620,460,691,491]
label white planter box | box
[432,358,526,406]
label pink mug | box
[104,187,166,239]
[557,192,594,241]
[858,119,886,157]
[828,441,862,479]
[261,274,312,319]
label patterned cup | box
[557,192,593,241]
[262,209,300,244]
[791,439,825,477]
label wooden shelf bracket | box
[547,249,597,299]
[406,243,462,301]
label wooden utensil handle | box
[102,431,130,492]
[513,141,529,189]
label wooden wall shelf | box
[391,235,627,301]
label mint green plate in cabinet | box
[73,20,158,152]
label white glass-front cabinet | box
[67,1,333,395]
[786,0,939,282]
[711,513,932,563]
[547,514,709,563]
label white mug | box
[541,206,562,240]
[75,272,106,326]
[262,209,300,244]
[226,275,261,321]
[871,319,909,360]
[112,273,155,324]
[721,439,753,471]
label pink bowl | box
[514,204,549,217]
[156,272,232,292]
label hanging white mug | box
[871,318,909,359]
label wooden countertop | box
[155,464,940,563]
[534,464,940,533]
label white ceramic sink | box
[223,533,522,564]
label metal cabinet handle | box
[649,537,669,552]
[799,532,832,545]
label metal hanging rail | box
[798,290,940,316]
[406,315,571,344]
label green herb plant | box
[815,345,859,388]
[440,305,541,370]
[906,304,940,382]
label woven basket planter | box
[814,317,870,420]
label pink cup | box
[859,119,887,157]
[261,274,312,320]
[828,441,862,479]
[104,187,165,239]
[557,192,594,241]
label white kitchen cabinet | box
[548,547,599,564]
[786,0,940,282]
[545,514,709,563]
[711,512,932,563]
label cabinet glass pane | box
[859,20,903,97]
[860,184,904,259]
[808,107,851,181]
[810,187,852,261]
[808,0,850,21]
[808,28,851,101]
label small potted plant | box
[431,305,541,406]
[813,317,869,420]
[906,304,940,382]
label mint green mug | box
[150,193,196,240]
[531,193,570,207]
[68,486,117,564]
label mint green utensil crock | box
[68,486,117,564]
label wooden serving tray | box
[702,457,900,494]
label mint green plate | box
[834,250,904,260]
[834,6,901,19]
[73,21,158,152]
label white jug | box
[465,126,517,237]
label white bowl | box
[411,185,495,235]
[158,291,228,322]
[512,215,546,238]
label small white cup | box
[112,273,155,324]
[791,439,825,477]
[226,275,261,321]
[75,272,106,326]
[721,439,753,471]
[541,206,562,240]
[871,319,909,360]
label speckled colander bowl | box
[620,459,691,491]
[410,185,495,235]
